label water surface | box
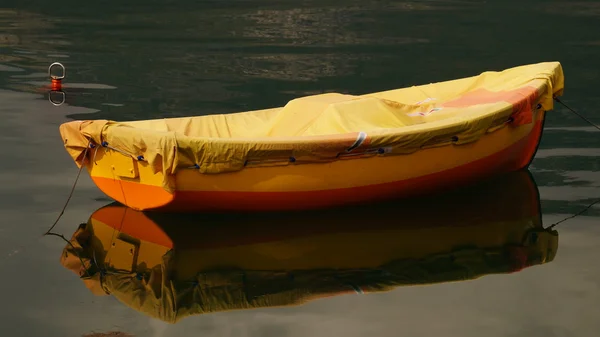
[0,1,599,336]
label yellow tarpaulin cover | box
[60,62,564,192]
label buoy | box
[48,62,66,106]
[48,62,65,91]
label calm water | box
[1,1,600,336]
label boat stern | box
[59,120,175,211]
[59,120,97,167]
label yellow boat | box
[60,171,558,323]
[59,62,565,211]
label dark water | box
[1,1,599,336]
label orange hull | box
[87,111,546,212]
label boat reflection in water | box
[61,170,558,324]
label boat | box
[59,61,565,211]
[60,171,558,323]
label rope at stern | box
[43,142,93,236]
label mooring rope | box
[41,143,94,277]
[43,143,91,236]
[545,97,600,229]
[554,96,600,131]
[547,199,600,230]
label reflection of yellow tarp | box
[63,226,557,324]
[59,62,564,192]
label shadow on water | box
[60,170,558,324]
